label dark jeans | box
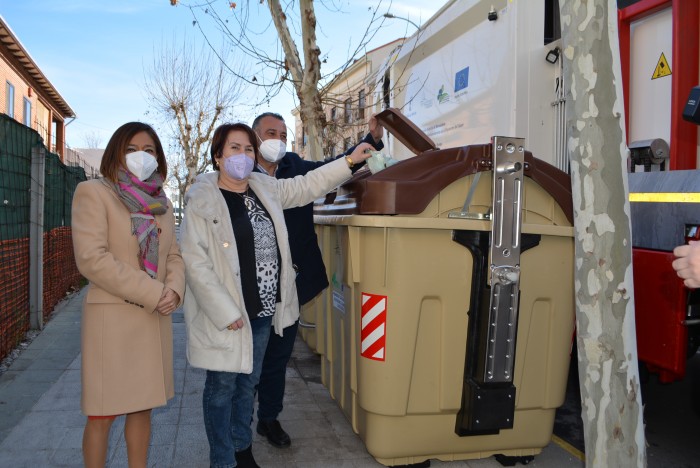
[256,319,299,422]
[203,316,272,468]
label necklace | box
[235,186,255,211]
[234,186,249,197]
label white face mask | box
[125,150,159,181]
[259,139,287,163]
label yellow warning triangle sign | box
[652,52,672,79]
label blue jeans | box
[203,316,272,468]
[257,320,299,422]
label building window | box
[330,107,337,121]
[344,137,351,151]
[357,131,364,144]
[23,98,31,126]
[344,98,352,124]
[6,81,15,117]
[358,89,366,119]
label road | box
[554,349,700,467]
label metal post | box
[29,145,45,330]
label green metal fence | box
[0,114,88,361]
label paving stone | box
[179,405,204,426]
[151,408,180,426]
[0,419,78,450]
[172,440,210,468]
[49,447,84,467]
[174,423,208,446]
[179,391,202,409]
[0,447,54,467]
[150,424,178,446]
[58,425,85,449]
[0,289,586,468]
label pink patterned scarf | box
[110,170,168,278]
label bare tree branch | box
[168,0,399,160]
[82,131,103,149]
[143,36,247,203]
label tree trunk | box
[559,1,646,466]
[267,0,325,161]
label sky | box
[0,0,442,150]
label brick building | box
[0,15,75,159]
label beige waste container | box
[297,289,322,353]
[296,220,334,354]
[313,108,575,466]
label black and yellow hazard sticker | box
[652,52,672,80]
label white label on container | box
[333,287,345,314]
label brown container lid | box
[324,109,573,223]
[341,144,487,215]
[375,107,438,154]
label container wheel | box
[494,454,534,466]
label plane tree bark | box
[559,1,646,466]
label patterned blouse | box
[221,188,279,319]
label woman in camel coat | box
[72,122,185,467]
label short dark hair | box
[252,112,285,130]
[100,122,167,183]
[210,123,260,170]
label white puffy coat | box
[181,157,351,373]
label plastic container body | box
[314,167,574,465]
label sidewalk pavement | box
[0,289,584,467]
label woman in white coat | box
[180,123,372,468]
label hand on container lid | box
[369,114,384,142]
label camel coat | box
[72,179,185,416]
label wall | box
[0,58,53,150]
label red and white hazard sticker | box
[361,293,387,361]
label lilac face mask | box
[222,153,254,180]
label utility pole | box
[559,0,646,466]
[29,145,45,330]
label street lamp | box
[383,13,420,30]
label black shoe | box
[256,419,291,448]
[234,445,260,468]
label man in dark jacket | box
[252,111,383,448]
